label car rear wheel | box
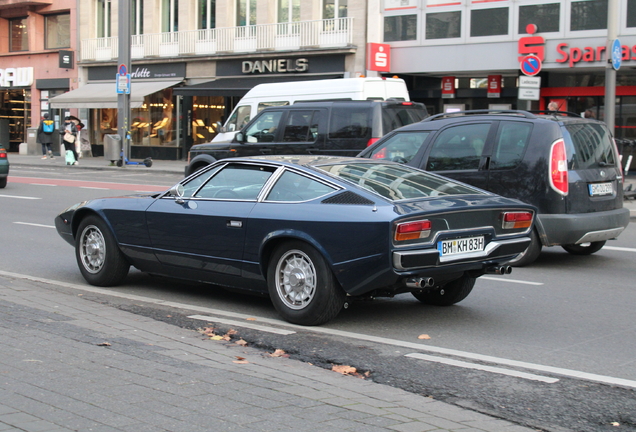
[508,228,542,267]
[0,178,6,188]
[412,275,476,306]
[562,241,606,255]
[76,215,129,286]
[267,241,345,326]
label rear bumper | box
[537,208,630,246]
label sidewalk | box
[0,274,536,432]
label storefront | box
[49,63,185,160]
[0,67,33,152]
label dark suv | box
[358,110,630,265]
[185,100,427,176]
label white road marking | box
[188,314,296,335]
[405,353,559,383]
[32,183,57,187]
[1,270,636,389]
[481,276,543,286]
[80,186,109,190]
[604,246,636,253]
[0,194,41,200]
[13,222,56,229]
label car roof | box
[258,100,422,111]
[223,155,387,168]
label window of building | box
[323,0,347,19]
[519,3,560,33]
[198,0,216,29]
[570,0,607,31]
[97,0,111,38]
[132,0,144,35]
[162,0,179,32]
[278,0,300,23]
[10,17,28,52]
[426,11,461,39]
[384,15,417,42]
[629,0,636,27]
[45,14,71,49]
[470,7,509,37]
[237,0,257,26]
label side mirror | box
[168,184,185,204]
[235,132,245,143]
[216,121,224,133]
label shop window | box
[518,3,560,33]
[198,0,216,29]
[162,0,179,32]
[45,14,71,49]
[323,0,347,19]
[132,0,144,35]
[0,89,31,152]
[97,0,111,38]
[192,96,225,144]
[426,11,461,40]
[570,0,607,31]
[384,15,417,42]
[628,0,636,28]
[237,0,257,26]
[10,17,28,52]
[470,8,508,37]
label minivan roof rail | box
[423,109,537,121]
[530,110,585,118]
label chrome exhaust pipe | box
[406,277,435,289]
[485,265,512,275]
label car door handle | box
[260,148,272,154]
[227,220,243,228]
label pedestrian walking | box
[60,116,79,165]
[36,113,55,159]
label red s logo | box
[518,24,545,62]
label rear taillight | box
[0,151,7,159]
[401,102,413,106]
[549,139,568,195]
[501,211,533,229]
[395,220,431,241]
[367,138,380,147]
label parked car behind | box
[56,156,534,325]
[359,109,630,265]
[0,146,9,188]
[185,100,427,176]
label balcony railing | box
[81,17,353,62]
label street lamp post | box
[604,0,619,134]
[117,0,132,166]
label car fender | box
[185,154,217,176]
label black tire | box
[0,178,6,189]
[267,241,345,326]
[412,275,476,306]
[562,241,606,255]
[509,228,542,267]
[75,215,130,286]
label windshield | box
[316,162,481,201]
[563,123,616,169]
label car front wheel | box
[412,275,476,306]
[562,241,606,255]
[75,215,130,286]
[267,241,345,326]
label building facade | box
[0,0,78,153]
[382,0,636,141]
[51,0,379,160]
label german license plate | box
[438,236,485,257]
[588,182,613,196]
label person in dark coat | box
[36,113,55,159]
[60,116,79,165]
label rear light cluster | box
[549,139,568,195]
[395,220,431,242]
[367,138,380,147]
[0,148,6,158]
[501,211,533,229]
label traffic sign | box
[611,39,622,71]
[520,55,542,76]
[119,64,127,76]
[116,73,131,94]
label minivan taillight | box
[549,139,568,196]
[367,138,380,147]
[0,151,6,159]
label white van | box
[213,77,411,142]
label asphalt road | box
[2,164,635,432]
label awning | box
[49,80,183,109]
[173,74,343,97]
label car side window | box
[329,106,372,139]
[369,132,430,163]
[245,111,283,143]
[266,170,336,202]
[490,122,532,170]
[282,110,321,143]
[195,164,275,200]
[425,123,490,171]
[227,105,251,131]
[180,165,222,197]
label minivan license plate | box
[588,182,613,196]
[438,236,485,257]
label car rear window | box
[562,123,616,169]
[381,105,427,132]
[316,162,481,201]
[328,106,372,139]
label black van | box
[358,110,630,266]
[185,100,427,176]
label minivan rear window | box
[563,123,616,169]
[382,105,427,132]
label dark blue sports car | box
[55,156,535,325]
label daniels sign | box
[242,58,308,74]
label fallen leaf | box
[611,422,620,427]
[166,315,172,318]
[235,356,246,361]
[332,365,357,375]
[235,339,248,347]
[97,342,111,347]
[246,317,257,321]
[269,349,288,358]
[233,360,249,364]
[418,334,431,340]
[210,335,223,340]
[227,329,238,336]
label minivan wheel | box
[562,241,606,255]
[509,229,542,267]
